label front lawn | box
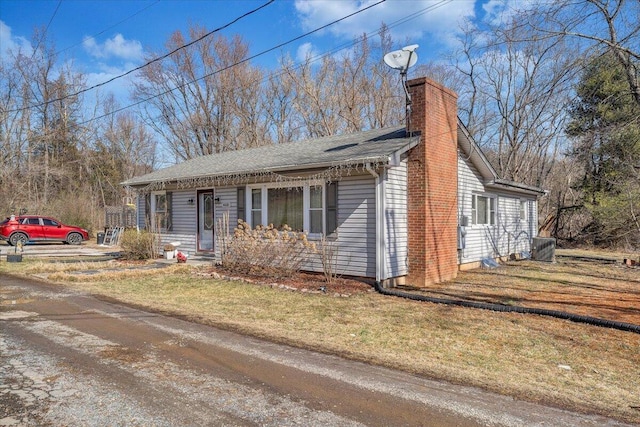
[1,252,639,423]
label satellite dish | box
[383,44,419,74]
[383,44,419,130]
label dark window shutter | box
[326,182,338,234]
[166,192,173,231]
[144,194,151,230]
[237,187,246,222]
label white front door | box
[198,190,215,251]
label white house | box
[123,77,544,286]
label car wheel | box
[66,232,83,245]
[9,232,28,246]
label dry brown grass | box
[423,258,640,324]
[1,254,639,423]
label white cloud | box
[83,66,138,108]
[296,42,320,62]
[482,0,538,26]
[82,33,143,62]
[0,20,33,58]
[82,36,102,58]
[293,0,475,49]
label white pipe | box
[365,163,385,283]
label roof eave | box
[122,155,398,189]
[486,179,546,196]
[389,137,421,166]
[456,119,498,181]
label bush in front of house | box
[220,220,315,280]
[120,229,160,260]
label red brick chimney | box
[406,77,459,286]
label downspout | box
[366,163,385,283]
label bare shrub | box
[120,229,159,260]
[317,234,340,284]
[215,211,231,261]
[221,220,315,279]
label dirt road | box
[0,274,631,426]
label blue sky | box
[0,0,514,103]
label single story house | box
[123,77,544,286]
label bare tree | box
[90,95,156,207]
[285,54,342,138]
[263,59,302,143]
[133,26,269,161]
[335,37,370,133]
[9,29,87,210]
[523,0,640,106]
[366,25,404,130]
[0,57,31,212]
[454,18,577,188]
[281,27,405,138]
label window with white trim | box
[309,186,323,234]
[520,200,528,221]
[145,191,173,231]
[251,188,262,227]
[471,194,496,226]
[241,183,337,235]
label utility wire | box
[199,0,450,123]
[11,0,275,113]
[94,0,444,124]
[267,0,451,83]
[56,0,160,56]
[81,0,387,125]
[30,0,62,57]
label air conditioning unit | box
[532,237,556,262]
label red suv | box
[0,215,89,246]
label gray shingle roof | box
[123,126,418,187]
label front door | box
[197,190,215,252]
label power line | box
[56,0,160,56]
[31,0,62,57]
[270,0,452,80]
[81,0,388,125]
[229,0,451,120]
[11,0,275,113]
[92,0,447,125]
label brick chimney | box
[406,77,459,286]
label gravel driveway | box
[0,274,632,427]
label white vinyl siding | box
[214,187,239,231]
[331,175,376,277]
[157,190,197,255]
[458,155,493,262]
[302,175,376,278]
[496,196,531,256]
[458,153,537,264]
[170,178,369,278]
[384,159,408,278]
[152,188,240,257]
[528,200,538,246]
[171,191,196,234]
